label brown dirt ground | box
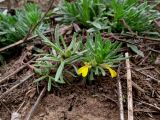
[0,0,160,120]
[0,54,160,120]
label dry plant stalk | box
[0,73,34,100]
[117,66,124,120]
[0,57,37,85]
[25,87,46,120]
[125,52,133,120]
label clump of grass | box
[54,0,160,32]
[34,27,124,91]
[54,0,109,32]
[111,0,160,32]
[0,3,43,47]
[34,26,84,91]
[77,32,124,80]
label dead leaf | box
[60,25,73,35]
[25,87,36,98]
[154,19,160,28]
[73,23,81,32]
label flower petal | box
[77,66,89,77]
[77,66,85,75]
[100,64,117,78]
[107,67,117,78]
[81,66,89,77]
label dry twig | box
[121,19,135,35]
[155,68,160,76]
[141,101,160,112]
[134,109,158,113]
[25,87,46,120]
[133,69,160,83]
[132,81,145,93]
[0,57,37,85]
[125,52,133,120]
[16,101,26,113]
[0,73,34,100]
[121,33,160,42]
[135,66,154,71]
[148,48,160,54]
[0,101,11,113]
[0,29,54,53]
[117,65,124,120]
[139,51,152,65]
[109,33,138,45]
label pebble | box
[155,55,160,65]
[0,0,5,3]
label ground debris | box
[11,112,21,120]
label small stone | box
[39,113,45,117]
[0,0,5,3]
[11,112,21,120]
[155,55,160,65]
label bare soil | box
[0,53,160,120]
[0,0,160,120]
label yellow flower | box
[100,64,117,78]
[78,62,91,77]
